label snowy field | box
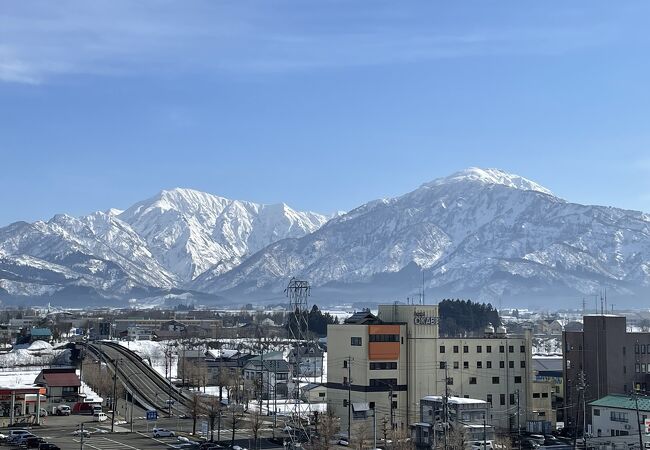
[0,340,62,368]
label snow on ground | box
[0,341,61,368]
[0,368,41,387]
[116,339,177,378]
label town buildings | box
[563,314,650,433]
[327,304,552,436]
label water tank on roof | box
[496,325,507,336]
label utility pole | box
[79,423,84,450]
[516,389,521,450]
[634,390,644,450]
[483,411,487,450]
[346,356,352,441]
[444,362,449,450]
[373,407,377,450]
[573,371,586,450]
[111,358,121,433]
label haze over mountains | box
[1,168,648,308]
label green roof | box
[589,394,650,412]
[30,328,52,336]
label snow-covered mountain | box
[195,168,650,304]
[118,188,328,281]
[2,169,649,306]
[0,188,327,304]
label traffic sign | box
[147,410,158,421]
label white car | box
[72,429,92,438]
[337,439,349,447]
[153,428,176,438]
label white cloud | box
[0,1,629,84]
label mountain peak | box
[426,167,554,196]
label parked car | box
[55,405,71,416]
[26,436,47,448]
[6,430,33,444]
[93,412,108,422]
[470,441,494,450]
[39,444,61,450]
[12,434,37,446]
[153,428,176,438]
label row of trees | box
[286,305,339,337]
[439,299,501,337]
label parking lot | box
[1,413,286,450]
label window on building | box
[509,361,514,369]
[635,344,640,354]
[477,345,482,353]
[542,393,548,398]
[343,376,348,385]
[487,394,492,405]
[453,346,459,353]
[594,409,600,416]
[464,361,469,369]
[463,345,469,353]
[514,376,522,383]
[369,378,397,387]
[520,361,526,368]
[492,376,499,384]
[440,362,447,369]
[343,360,348,368]
[500,361,505,369]
[343,399,348,407]
[477,361,482,369]
[392,401,398,409]
[469,377,477,385]
[453,361,459,369]
[509,345,514,353]
[643,364,647,373]
[499,346,505,353]
[487,361,492,369]
[487,345,492,353]
[351,337,362,346]
[440,345,446,353]
[510,394,515,405]
[643,345,647,354]
[369,402,375,409]
[611,411,628,422]
[623,346,626,355]
[370,362,397,370]
[520,345,525,353]
[636,364,641,373]
[624,366,627,374]
[500,394,505,405]
[447,377,454,386]
[370,334,399,342]
[533,393,540,398]
[319,392,326,397]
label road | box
[2,414,286,450]
[84,341,190,416]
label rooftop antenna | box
[421,270,425,305]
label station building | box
[327,304,553,436]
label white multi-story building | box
[327,304,552,437]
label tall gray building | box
[563,315,650,434]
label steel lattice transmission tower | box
[285,278,313,448]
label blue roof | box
[31,328,52,336]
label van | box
[55,405,70,416]
[93,412,108,422]
[6,430,31,444]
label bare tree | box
[312,409,340,450]
[188,392,204,436]
[226,405,245,447]
[204,395,222,442]
[495,434,513,450]
[447,425,469,450]
[249,408,264,450]
[350,421,372,450]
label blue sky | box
[1,1,650,224]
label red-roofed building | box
[34,368,81,404]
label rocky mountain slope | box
[194,168,650,304]
[0,188,327,304]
